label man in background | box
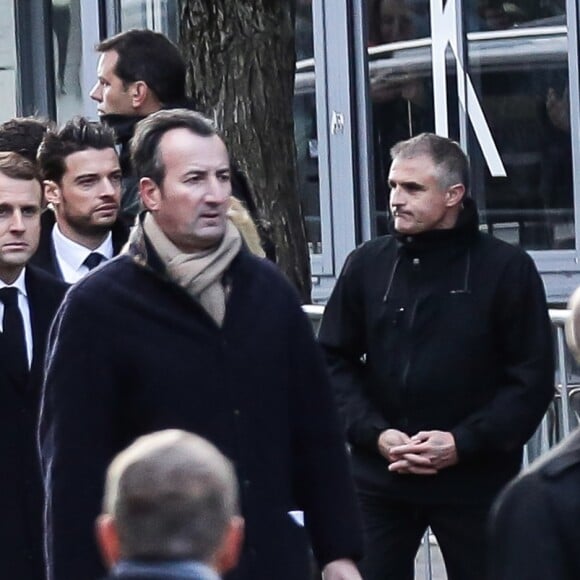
[90,29,274,259]
[90,29,190,224]
[33,117,128,283]
[96,429,244,580]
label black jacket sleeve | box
[39,288,119,580]
[318,250,390,451]
[452,251,554,459]
[287,300,364,566]
[489,471,572,580]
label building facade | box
[8,0,578,303]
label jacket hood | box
[390,196,480,251]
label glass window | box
[294,0,323,256]
[52,0,84,122]
[366,0,434,235]
[119,0,179,41]
[0,0,17,121]
[467,11,573,250]
[465,0,566,33]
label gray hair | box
[390,132,470,193]
[103,429,239,562]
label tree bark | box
[179,0,311,302]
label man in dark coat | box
[40,109,363,580]
[488,429,580,579]
[488,285,580,579]
[89,29,275,260]
[96,430,243,580]
[318,133,554,580]
[0,152,67,579]
[31,117,129,283]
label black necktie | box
[83,252,104,271]
[0,287,29,383]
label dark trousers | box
[357,491,491,580]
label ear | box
[130,81,149,110]
[445,183,465,208]
[139,177,162,211]
[95,514,121,570]
[214,516,244,575]
[44,180,61,206]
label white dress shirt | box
[0,269,33,367]
[52,224,114,283]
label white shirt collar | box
[0,268,27,296]
[52,223,114,271]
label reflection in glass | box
[468,24,574,250]
[466,0,566,33]
[368,0,430,46]
[119,0,180,43]
[53,0,84,122]
[367,0,434,234]
[294,0,322,255]
[296,0,314,60]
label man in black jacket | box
[40,109,363,580]
[318,133,554,580]
[33,117,129,283]
[89,29,275,260]
[0,152,67,580]
[90,29,187,225]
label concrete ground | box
[415,532,447,580]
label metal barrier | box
[303,305,576,579]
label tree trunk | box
[179,0,311,302]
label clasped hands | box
[378,428,458,475]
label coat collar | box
[391,196,480,253]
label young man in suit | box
[96,429,244,580]
[32,117,129,283]
[0,151,67,579]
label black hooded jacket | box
[319,198,554,503]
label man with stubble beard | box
[32,117,129,283]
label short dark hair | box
[96,29,186,105]
[0,117,55,163]
[390,133,470,193]
[37,117,117,183]
[131,109,218,185]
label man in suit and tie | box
[96,429,244,580]
[0,151,67,579]
[32,116,129,283]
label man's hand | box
[377,428,411,462]
[322,558,362,580]
[389,430,458,473]
[378,428,437,475]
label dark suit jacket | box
[489,428,580,579]
[0,266,67,580]
[30,209,129,281]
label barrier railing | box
[303,305,575,579]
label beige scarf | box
[143,213,242,326]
